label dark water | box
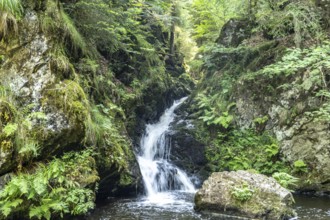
[87,193,330,220]
[294,195,330,220]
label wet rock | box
[195,171,296,219]
[168,112,208,186]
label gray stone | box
[195,171,296,220]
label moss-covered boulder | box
[40,80,88,155]
[195,171,296,219]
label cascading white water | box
[137,97,195,200]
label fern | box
[272,172,298,190]
[18,141,40,158]
[2,123,17,137]
[0,150,98,219]
[0,199,23,217]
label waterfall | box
[137,97,195,198]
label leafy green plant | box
[231,183,254,202]
[85,105,132,173]
[264,143,279,158]
[305,90,330,122]
[2,123,17,137]
[206,129,288,175]
[245,42,330,81]
[253,116,269,125]
[272,172,298,190]
[0,149,99,219]
[293,160,308,173]
[0,0,22,17]
[18,141,40,159]
[197,93,235,129]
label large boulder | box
[195,171,296,219]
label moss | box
[0,139,12,151]
[42,80,89,124]
[119,172,133,187]
[0,100,17,127]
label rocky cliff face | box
[0,1,192,212]
[189,17,330,193]
[0,6,80,174]
[235,68,330,192]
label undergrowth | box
[0,149,99,219]
[206,129,288,175]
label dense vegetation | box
[187,0,330,190]
[0,0,330,218]
[0,0,193,218]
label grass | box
[0,0,22,18]
[0,0,23,37]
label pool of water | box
[87,193,330,220]
[294,194,330,220]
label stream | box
[87,194,330,220]
[87,98,330,220]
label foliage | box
[206,129,288,175]
[189,0,247,45]
[59,8,89,56]
[231,183,254,202]
[0,88,45,169]
[42,80,89,122]
[40,0,92,58]
[0,0,22,18]
[0,0,23,37]
[243,42,330,85]
[272,172,298,190]
[306,90,330,122]
[0,149,98,219]
[68,0,163,67]
[196,93,235,129]
[253,116,269,125]
[293,160,308,173]
[2,122,17,137]
[85,104,133,176]
[255,0,323,48]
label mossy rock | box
[0,100,17,174]
[39,80,89,156]
[195,171,296,219]
[0,100,17,127]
